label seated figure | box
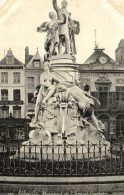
[32,62,61,125]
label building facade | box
[79,41,124,141]
[0,49,29,140]
[1,40,124,141]
[25,47,43,116]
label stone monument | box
[13,0,110,161]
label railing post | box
[76,141,78,175]
[62,133,67,176]
[99,141,102,175]
[110,142,113,175]
[40,141,42,176]
[2,144,5,175]
[29,141,31,176]
[87,141,90,175]
[93,144,96,175]
[119,140,123,174]
[104,144,107,175]
[18,142,21,176]
[51,132,54,176]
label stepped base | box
[0,176,124,194]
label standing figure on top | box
[68,16,80,55]
[53,0,71,55]
[37,11,64,59]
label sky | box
[0,0,124,63]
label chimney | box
[25,46,29,65]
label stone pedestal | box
[50,54,79,82]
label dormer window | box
[6,49,14,65]
[33,60,40,68]
[6,56,14,64]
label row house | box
[25,47,43,116]
[0,49,28,140]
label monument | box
[13,0,110,160]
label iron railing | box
[0,140,124,177]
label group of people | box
[32,61,104,136]
[37,0,80,59]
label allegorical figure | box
[33,62,61,125]
[68,15,80,54]
[58,84,103,134]
[37,11,64,58]
[53,0,71,54]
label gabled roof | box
[33,50,41,60]
[26,50,43,69]
[84,49,115,64]
[0,57,23,65]
[28,55,33,63]
[0,49,23,66]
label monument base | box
[50,54,79,83]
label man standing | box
[53,0,71,55]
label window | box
[13,89,20,101]
[0,106,9,118]
[98,86,109,92]
[1,72,8,83]
[13,106,21,118]
[13,73,20,83]
[34,61,40,68]
[116,86,124,102]
[27,77,34,88]
[97,85,109,107]
[1,90,8,101]
[28,93,34,103]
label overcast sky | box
[0,0,124,63]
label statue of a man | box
[53,0,71,55]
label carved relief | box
[96,75,110,82]
[116,78,124,84]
